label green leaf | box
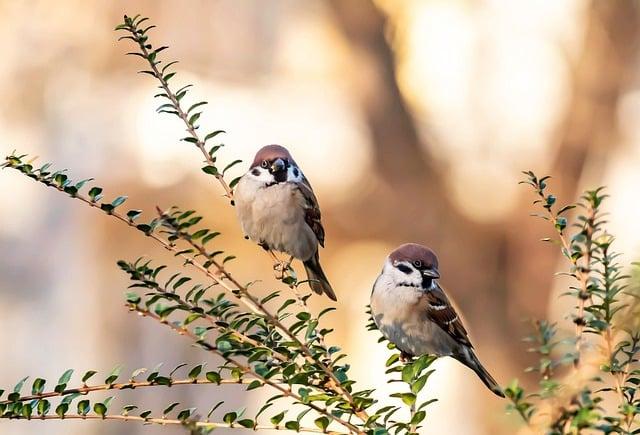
[125,292,141,304]
[13,376,29,394]
[223,411,237,424]
[127,209,142,221]
[238,418,255,428]
[271,411,286,425]
[222,159,242,175]
[285,421,300,431]
[188,112,201,125]
[81,370,98,383]
[391,392,416,406]
[202,165,219,176]
[246,380,262,390]
[88,187,103,202]
[206,372,221,384]
[111,196,128,208]
[410,410,426,425]
[163,402,180,415]
[401,364,414,383]
[100,203,115,213]
[204,130,225,142]
[314,416,330,431]
[31,378,46,395]
[94,402,107,417]
[191,229,209,240]
[105,365,123,385]
[37,399,50,416]
[177,408,195,421]
[188,101,208,113]
[77,400,90,416]
[22,402,32,419]
[206,401,225,419]
[188,364,203,380]
[55,403,69,418]
[411,371,434,394]
[173,276,191,290]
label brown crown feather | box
[250,145,296,168]
[389,243,439,270]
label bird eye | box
[413,260,423,268]
[261,160,269,168]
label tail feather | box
[303,251,337,301]
[459,349,504,398]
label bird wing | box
[423,284,472,348]
[295,176,325,247]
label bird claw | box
[399,352,414,363]
[273,257,295,282]
[273,261,287,280]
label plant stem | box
[2,414,339,433]
[1,378,255,405]
[156,208,369,421]
[133,306,364,434]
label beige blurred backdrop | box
[1,1,640,434]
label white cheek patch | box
[384,260,422,288]
[287,165,303,183]
[247,167,275,185]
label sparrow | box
[370,243,504,397]
[234,145,337,301]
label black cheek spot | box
[251,168,261,176]
[396,264,412,274]
[293,168,299,177]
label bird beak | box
[270,158,286,173]
[422,268,440,279]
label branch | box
[116,14,371,421]
[2,414,337,434]
[1,378,254,405]
[130,305,363,434]
[116,16,234,201]
[154,208,370,421]
[4,155,371,425]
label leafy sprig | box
[507,173,640,433]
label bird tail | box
[458,349,504,398]
[303,250,337,301]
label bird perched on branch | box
[234,145,337,301]
[370,243,504,397]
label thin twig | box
[2,414,340,433]
[132,305,363,434]
[1,378,256,405]
[155,208,369,420]
[134,33,234,201]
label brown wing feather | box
[295,177,325,247]
[424,285,472,348]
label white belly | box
[235,177,317,260]
[370,277,458,357]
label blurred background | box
[1,0,639,434]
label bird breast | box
[235,177,317,260]
[370,275,458,357]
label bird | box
[370,243,504,397]
[234,145,337,301]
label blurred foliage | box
[505,173,640,433]
[0,14,437,435]
[2,12,640,435]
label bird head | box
[247,145,302,185]
[387,243,440,290]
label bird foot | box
[399,352,414,363]
[273,261,287,280]
[273,257,295,282]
